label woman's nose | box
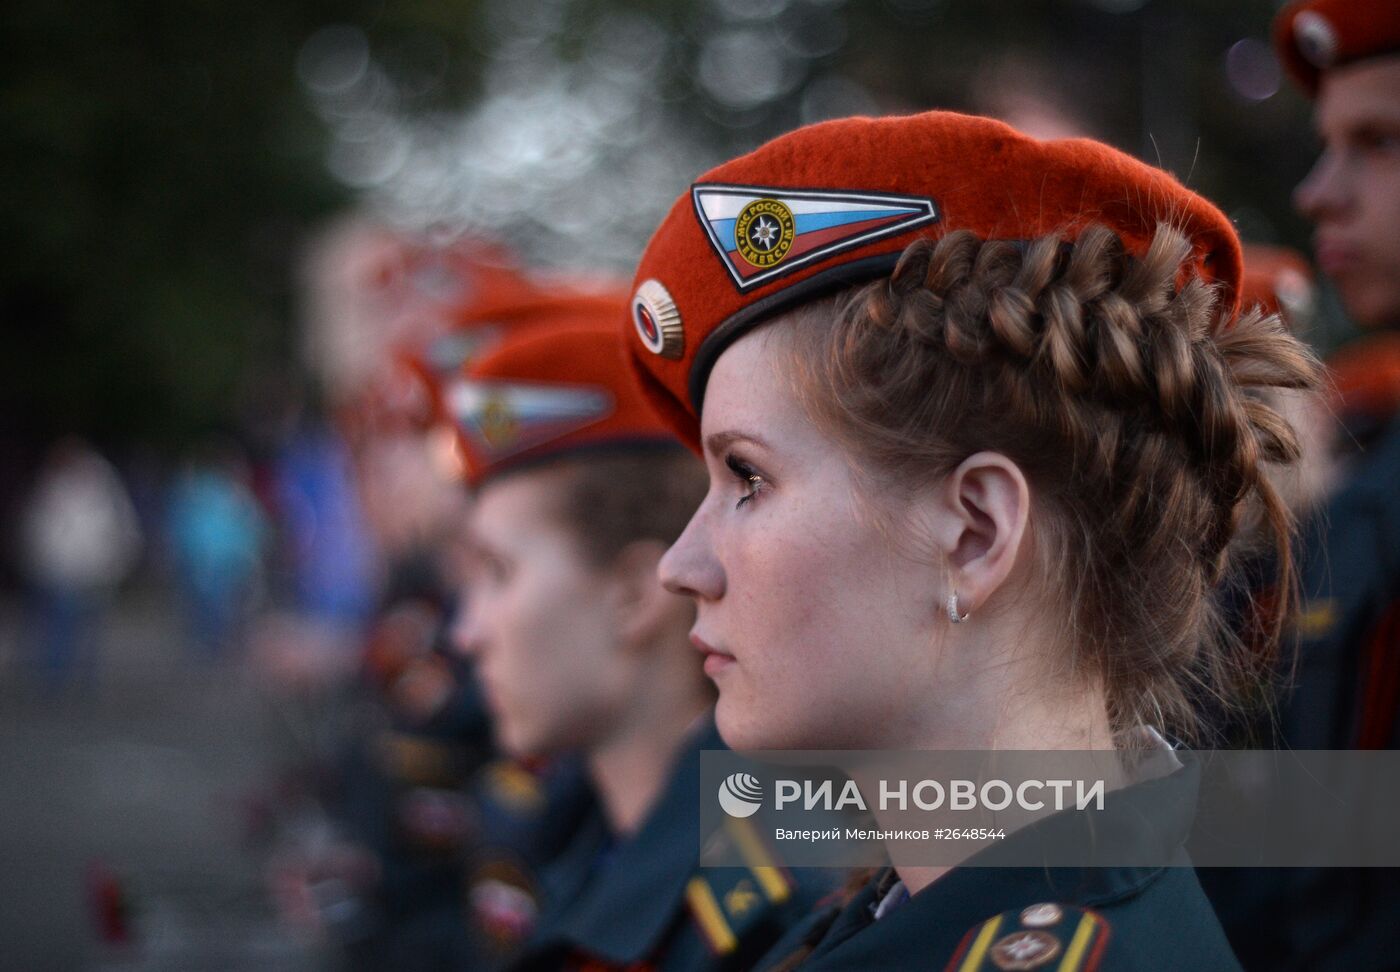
[658,508,724,602]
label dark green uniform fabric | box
[757,760,1241,971]
[508,718,837,972]
[1286,415,1400,752]
[1202,416,1400,970]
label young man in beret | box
[1274,0,1400,773]
[1206,4,1400,969]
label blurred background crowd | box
[0,0,1386,968]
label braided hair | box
[778,225,1321,743]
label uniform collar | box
[529,716,724,965]
[801,754,1202,967]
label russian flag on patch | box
[691,184,939,292]
[448,379,614,463]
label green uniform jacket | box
[508,717,838,972]
[757,760,1241,971]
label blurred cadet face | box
[1295,57,1400,328]
[659,327,940,751]
[454,470,634,758]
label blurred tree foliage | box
[0,0,1318,453]
[0,0,488,449]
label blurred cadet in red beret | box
[1273,0,1400,753]
[1222,5,1400,969]
[449,309,836,970]
[1277,0,1400,331]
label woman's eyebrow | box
[704,429,772,457]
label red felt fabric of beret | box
[623,110,1243,451]
[1274,0,1400,95]
[1328,332,1400,423]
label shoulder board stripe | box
[955,914,1003,972]
[1057,910,1109,972]
[723,816,792,903]
[686,876,738,955]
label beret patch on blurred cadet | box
[451,312,683,486]
[394,327,505,428]
[1274,0,1400,94]
[625,110,1244,451]
[450,379,613,464]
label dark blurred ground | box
[0,589,324,971]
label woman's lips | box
[691,633,736,677]
[1315,238,1357,276]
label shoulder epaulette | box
[375,731,459,787]
[945,903,1109,972]
[686,816,797,955]
[480,759,547,812]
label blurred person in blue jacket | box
[165,440,269,660]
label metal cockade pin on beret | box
[632,279,684,360]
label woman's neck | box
[876,666,1118,896]
[586,672,710,837]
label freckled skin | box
[660,328,947,751]
[1295,57,1400,328]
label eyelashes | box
[724,453,767,509]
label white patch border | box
[691,184,939,292]
[447,377,615,463]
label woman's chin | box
[716,695,808,752]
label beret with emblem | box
[451,304,682,486]
[623,110,1244,451]
[395,289,626,431]
[1274,0,1400,95]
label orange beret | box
[1239,243,1316,328]
[1327,331,1400,423]
[1274,0,1400,95]
[623,110,1244,450]
[396,290,627,431]
[450,308,680,486]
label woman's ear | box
[607,539,691,648]
[925,452,1031,617]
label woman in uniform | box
[621,111,1321,970]
[448,301,834,971]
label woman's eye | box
[471,552,510,585]
[1356,129,1400,155]
[725,454,766,509]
